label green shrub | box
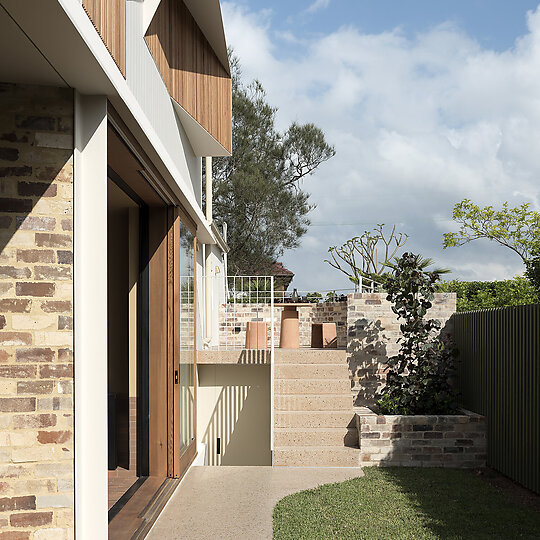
[437,276,538,312]
[377,253,459,415]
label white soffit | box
[183,0,230,75]
[142,0,162,35]
[171,98,230,157]
[0,6,66,87]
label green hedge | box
[437,276,538,312]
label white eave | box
[143,0,230,76]
[184,0,230,75]
[171,98,230,158]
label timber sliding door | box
[107,113,198,536]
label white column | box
[74,93,108,539]
[204,156,213,347]
[205,156,212,222]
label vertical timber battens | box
[82,0,127,77]
[145,0,232,152]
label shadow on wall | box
[199,365,271,466]
[0,84,73,256]
[348,319,388,408]
[237,349,271,365]
[348,307,455,408]
[145,0,230,80]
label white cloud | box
[221,2,540,290]
[306,0,331,14]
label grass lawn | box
[273,468,540,539]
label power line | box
[310,217,452,227]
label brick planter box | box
[356,408,486,468]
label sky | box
[221,0,540,292]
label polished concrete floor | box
[147,466,364,540]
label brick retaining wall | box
[357,408,486,468]
[218,302,348,349]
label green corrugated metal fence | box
[453,305,539,494]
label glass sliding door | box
[178,222,196,458]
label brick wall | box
[218,302,348,349]
[347,292,456,406]
[358,408,487,468]
[0,83,74,539]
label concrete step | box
[274,427,358,447]
[275,379,350,395]
[273,446,360,467]
[275,394,352,412]
[198,350,270,365]
[276,364,349,380]
[275,349,347,364]
[275,410,355,429]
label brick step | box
[276,364,349,380]
[275,379,350,395]
[275,410,355,429]
[274,427,358,447]
[273,446,360,467]
[275,349,347,364]
[275,394,352,411]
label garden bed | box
[356,407,486,468]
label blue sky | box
[240,0,539,52]
[222,1,540,291]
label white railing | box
[214,276,276,351]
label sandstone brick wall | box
[347,292,456,406]
[358,408,486,468]
[218,302,347,349]
[0,83,74,539]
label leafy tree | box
[378,253,458,415]
[443,199,540,264]
[437,277,538,312]
[525,256,540,295]
[212,55,335,275]
[325,224,408,289]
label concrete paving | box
[147,465,364,540]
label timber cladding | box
[145,0,232,153]
[82,0,126,77]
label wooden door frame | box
[107,109,200,536]
[170,209,198,478]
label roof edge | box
[184,0,230,76]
